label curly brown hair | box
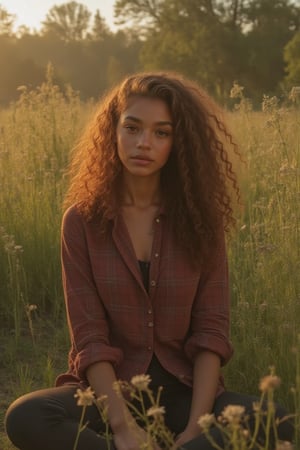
[64,71,240,265]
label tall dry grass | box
[0,76,299,448]
[0,65,88,332]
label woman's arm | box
[87,361,160,450]
[60,207,123,380]
[174,351,220,446]
[86,361,129,431]
[176,234,232,446]
[183,235,233,366]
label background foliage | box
[1,0,300,105]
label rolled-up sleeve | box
[184,236,233,366]
[61,207,123,380]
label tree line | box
[1,0,300,106]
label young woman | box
[5,72,293,450]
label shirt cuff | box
[184,334,233,366]
[74,343,124,379]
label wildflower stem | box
[264,390,274,450]
[248,396,265,449]
[73,405,86,450]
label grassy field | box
[0,77,299,449]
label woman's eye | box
[125,125,138,133]
[156,129,171,138]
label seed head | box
[146,406,165,418]
[198,413,215,430]
[131,374,151,391]
[230,82,244,99]
[113,380,129,396]
[74,386,95,406]
[259,375,281,393]
[221,405,245,424]
[27,304,38,312]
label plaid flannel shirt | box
[56,205,233,396]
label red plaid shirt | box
[56,206,233,396]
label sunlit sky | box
[0,0,118,31]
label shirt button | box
[154,253,159,258]
[148,309,152,314]
[150,280,156,287]
[155,218,160,223]
[148,321,154,327]
[147,346,152,351]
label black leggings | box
[5,383,293,450]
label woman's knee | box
[5,389,67,449]
[5,393,41,447]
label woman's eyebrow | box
[123,115,173,126]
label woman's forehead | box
[119,96,172,122]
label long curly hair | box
[64,71,240,265]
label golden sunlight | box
[1,0,116,31]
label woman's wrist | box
[184,421,202,438]
[110,416,127,432]
[109,410,135,433]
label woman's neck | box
[121,173,161,209]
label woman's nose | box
[137,130,151,148]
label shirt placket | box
[146,215,163,353]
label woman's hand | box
[172,427,202,449]
[113,421,161,450]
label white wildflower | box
[146,406,165,418]
[131,374,151,391]
[259,375,281,393]
[27,304,38,312]
[74,387,95,406]
[198,413,215,429]
[221,405,245,424]
[230,82,244,99]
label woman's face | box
[116,96,173,179]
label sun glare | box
[1,0,116,31]
[1,0,51,30]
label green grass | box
[0,319,70,449]
[0,78,299,448]
[225,101,300,397]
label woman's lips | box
[130,155,153,165]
